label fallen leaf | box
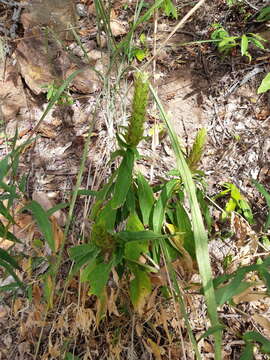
[51,216,64,252]
[110,20,127,36]
[147,338,165,360]
[13,298,23,316]
[0,305,9,319]
[252,314,270,337]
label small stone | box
[76,4,87,17]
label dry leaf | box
[110,20,127,36]
[75,307,95,334]
[51,216,64,252]
[107,287,120,316]
[13,298,23,316]
[252,314,270,337]
[18,342,31,360]
[0,305,9,319]
[147,338,165,360]
[160,307,172,343]
[32,284,42,307]
[32,191,66,227]
[233,289,267,304]
[49,341,60,358]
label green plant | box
[213,182,254,224]
[69,71,222,357]
[0,133,31,292]
[240,332,270,358]
[256,6,270,22]
[128,33,149,62]
[161,0,177,19]
[212,256,270,357]
[226,0,236,6]
[69,71,153,318]
[42,81,74,106]
[258,72,270,94]
[211,23,266,60]
[0,69,83,298]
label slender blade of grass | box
[150,84,222,359]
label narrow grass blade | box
[152,179,178,233]
[25,201,55,252]
[0,221,21,243]
[111,149,134,209]
[161,239,202,360]
[136,172,154,226]
[150,84,222,359]
[0,248,21,270]
[0,259,24,289]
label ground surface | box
[0,0,270,359]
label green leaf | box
[198,325,226,342]
[65,353,80,360]
[241,34,249,56]
[130,266,152,314]
[243,331,270,354]
[162,0,177,18]
[0,282,20,292]
[239,343,254,360]
[258,72,270,94]
[197,189,212,231]
[257,6,270,21]
[80,258,98,282]
[225,197,237,213]
[0,157,9,182]
[69,243,97,261]
[150,84,222,359]
[152,179,178,233]
[0,259,24,289]
[125,239,148,261]
[77,189,98,197]
[46,202,69,217]
[0,201,15,224]
[69,244,100,276]
[215,280,253,306]
[96,202,117,231]
[0,221,21,243]
[187,128,207,171]
[88,261,112,297]
[136,172,154,226]
[0,248,21,270]
[118,230,166,242]
[134,48,147,61]
[126,213,144,232]
[111,149,135,209]
[175,203,195,258]
[24,201,55,251]
[248,37,265,50]
[238,199,254,224]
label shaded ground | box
[0,0,270,359]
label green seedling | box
[213,182,254,224]
[226,0,236,6]
[257,6,270,22]
[258,72,270,94]
[42,81,74,106]
[127,33,149,62]
[211,24,266,60]
[161,0,177,19]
